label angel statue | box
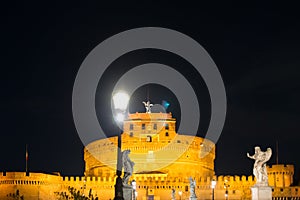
[122,150,135,186]
[189,177,197,198]
[171,189,175,200]
[142,101,153,113]
[247,146,272,186]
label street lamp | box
[211,179,216,200]
[113,91,130,200]
[178,191,182,200]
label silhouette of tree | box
[55,186,98,200]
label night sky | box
[1,2,299,183]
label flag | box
[25,144,29,174]
[26,145,28,161]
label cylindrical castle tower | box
[84,110,215,181]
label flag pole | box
[276,141,279,164]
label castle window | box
[153,123,157,130]
[165,132,169,137]
[280,188,283,192]
[165,123,169,130]
[232,190,236,194]
[130,124,134,130]
[130,132,133,137]
[295,188,298,192]
[142,124,145,130]
[146,136,152,142]
[177,140,181,143]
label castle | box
[0,109,299,200]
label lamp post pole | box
[114,131,124,200]
[113,92,130,200]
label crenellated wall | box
[0,172,62,200]
[0,172,299,200]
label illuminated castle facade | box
[0,110,299,200]
[85,112,215,180]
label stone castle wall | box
[84,134,216,179]
[1,171,299,200]
[0,172,61,200]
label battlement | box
[58,174,256,187]
[268,164,294,171]
[0,172,61,180]
[62,176,115,183]
[0,172,299,200]
[126,112,174,120]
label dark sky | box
[1,2,299,182]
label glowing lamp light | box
[178,191,182,196]
[113,91,130,111]
[115,113,125,122]
[211,179,217,189]
[113,91,130,123]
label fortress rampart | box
[1,172,299,200]
[1,112,299,199]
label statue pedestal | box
[190,197,197,200]
[251,186,272,200]
[123,185,134,200]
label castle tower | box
[267,164,294,187]
[84,102,215,181]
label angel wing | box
[265,148,272,162]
